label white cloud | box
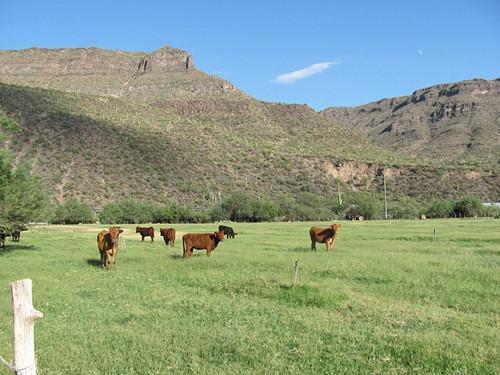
[417,49,424,55]
[274,61,339,84]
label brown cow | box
[309,224,342,252]
[136,226,154,242]
[97,227,123,270]
[182,231,224,257]
[160,228,176,247]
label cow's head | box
[213,231,225,243]
[135,226,140,233]
[330,223,342,232]
[108,227,123,245]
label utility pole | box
[383,170,388,220]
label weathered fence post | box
[291,259,300,288]
[10,279,43,375]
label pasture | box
[0,220,499,374]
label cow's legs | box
[105,250,111,271]
[207,249,211,257]
[112,246,118,269]
[311,240,316,251]
[171,239,175,247]
[151,236,154,242]
[330,238,336,252]
[100,251,105,269]
[141,235,145,242]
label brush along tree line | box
[12,191,499,225]
[1,110,498,225]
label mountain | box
[0,46,498,206]
[321,79,500,166]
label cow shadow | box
[288,247,310,253]
[0,244,37,256]
[86,258,102,268]
[169,253,209,260]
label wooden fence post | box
[10,279,43,375]
[291,259,300,288]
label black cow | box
[0,232,6,249]
[11,229,21,242]
[218,225,237,239]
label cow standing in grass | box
[97,227,123,271]
[136,226,154,242]
[182,231,224,257]
[160,228,176,247]
[218,225,237,239]
[309,224,342,252]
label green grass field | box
[1,220,499,374]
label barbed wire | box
[0,354,16,372]
[0,354,36,374]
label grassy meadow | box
[0,220,499,374]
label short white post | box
[10,279,43,375]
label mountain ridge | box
[0,45,498,205]
[321,78,500,166]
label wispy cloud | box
[274,61,339,84]
[417,49,424,55]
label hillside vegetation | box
[0,46,498,207]
[322,79,500,166]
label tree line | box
[1,110,498,225]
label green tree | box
[52,199,94,224]
[425,200,454,218]
[454,196,483,218]
[0,160,46,224]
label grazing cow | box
[160,228,176,247]
[218,225,237,239]
[309,224,342,252]
[182,231,224,257]
[97,227,123,271]
[136,226,154,242]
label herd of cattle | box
[0,227,23,249]
[96,223,342,271]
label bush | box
[343,192,383,220]
[425,200,454,218]
[390,197,420,219]
[100,200,209,224]
[453,196,483,218]
[52,199,94,224]
[100,200,153,224]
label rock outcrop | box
[321,79,500,164]
[137,46,194,73]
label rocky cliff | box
[0,45,238,99]
[321,79,500,165]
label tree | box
[425,200,454,218]
[0,159,46,224]
[454,196,483,218]
[52,199,94,224]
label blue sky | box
[1,0,499,110]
